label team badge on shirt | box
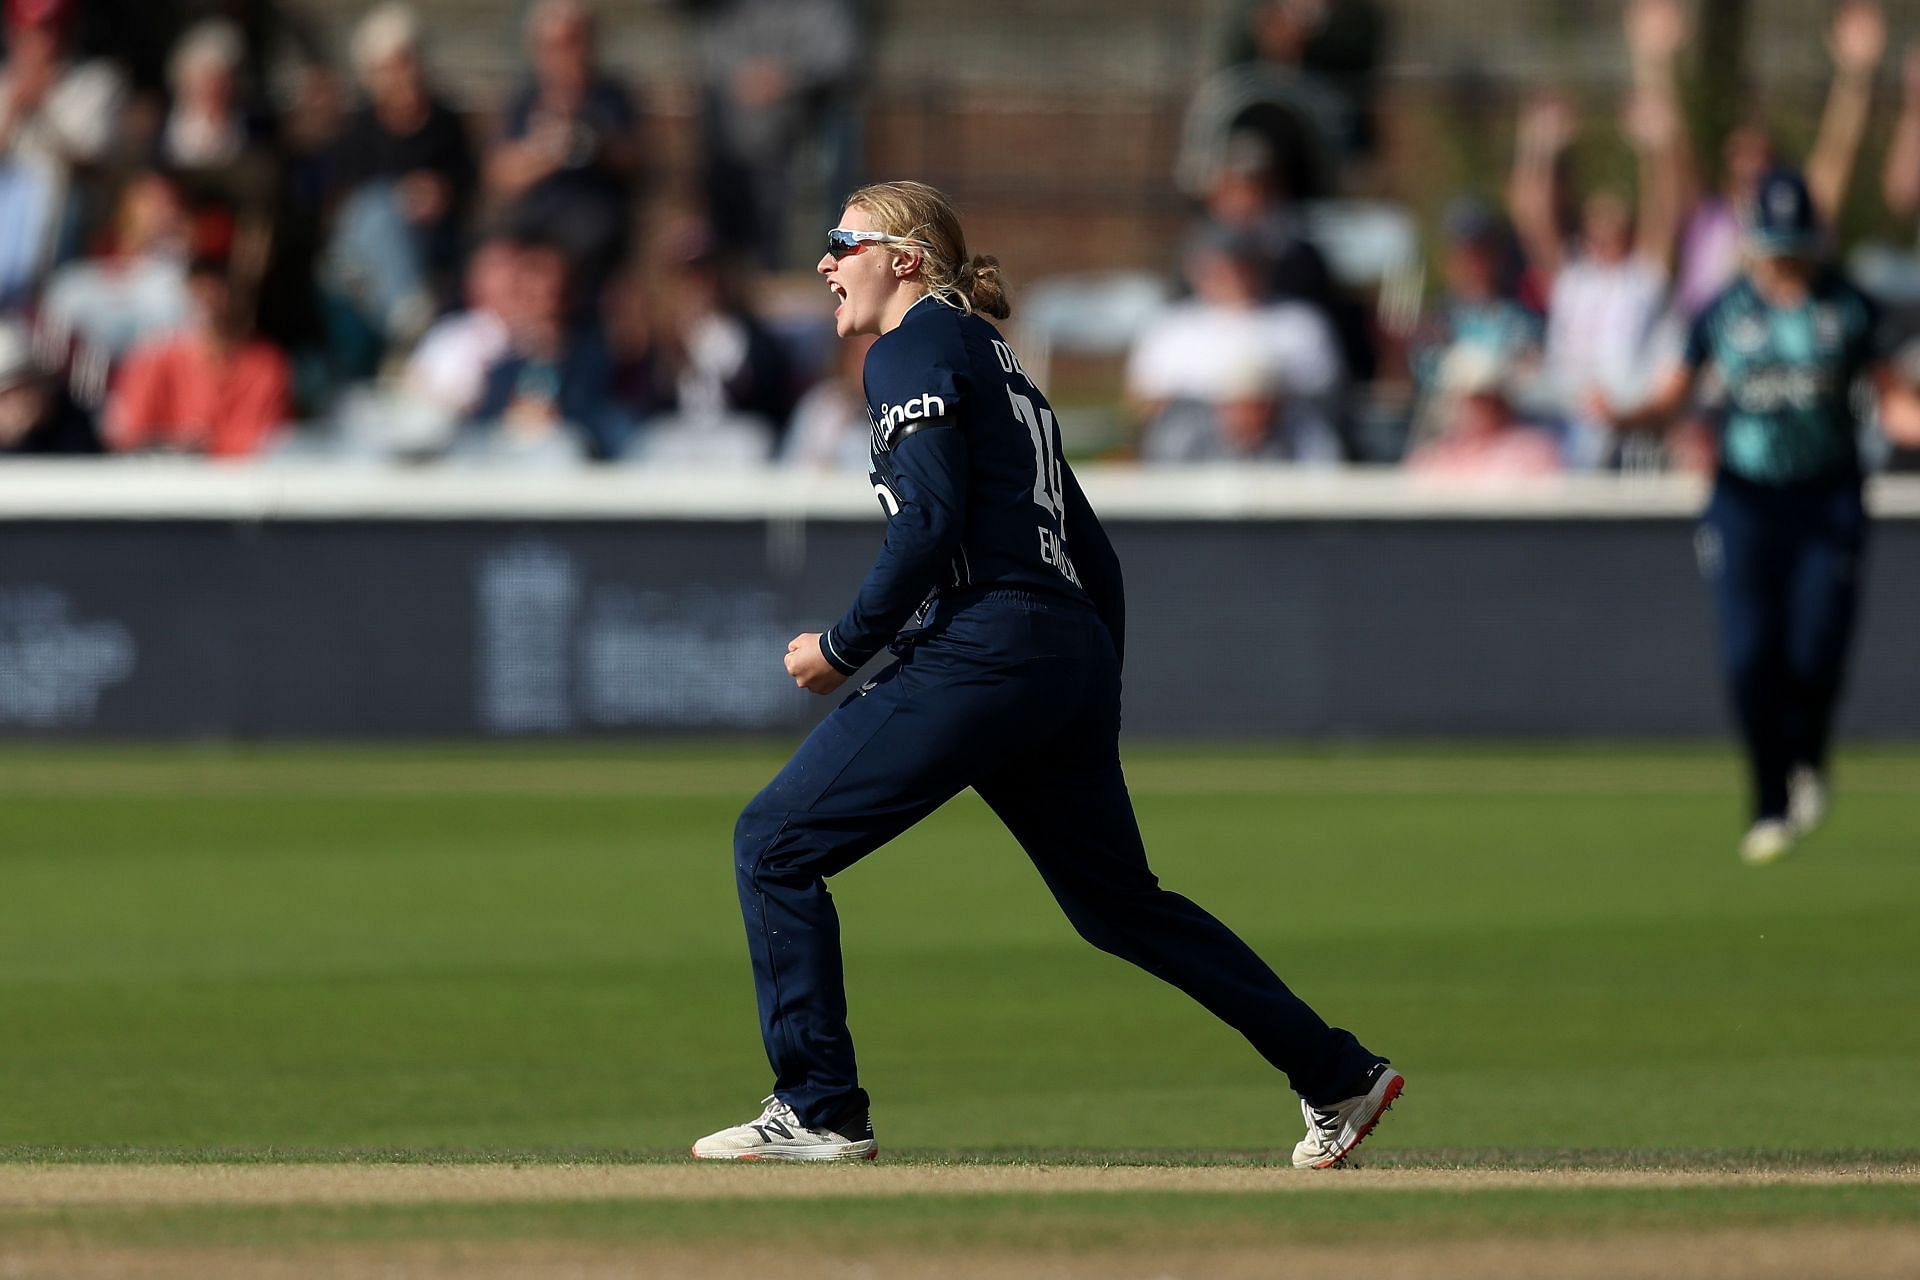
[1728,315,1768,356]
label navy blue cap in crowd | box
[1744,168,1820,258]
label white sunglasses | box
[826,228,930,259]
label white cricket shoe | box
[1740,819,1795,866]
[690,1096,877,1161]
[1292,1063,1404,1169]
[1788,767,1827,835]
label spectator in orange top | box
[105,255,290,456]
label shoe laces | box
[759,1095,801,1126]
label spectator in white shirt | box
[1127,224,1344,463]
[330,236,519,458]
[1541,189,1672,468]
[1507,37,1683,469]
[403,236,518,414]
[40,172,191,369]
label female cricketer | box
[691,181,1401,1167]
[1597,168,1890,865]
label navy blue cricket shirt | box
[819,294,1126,674]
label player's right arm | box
[820,423,968,675]
[819,328,971,676]
[1591,364,1696,433]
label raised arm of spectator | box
[1883,45,1920,219]
[485,110,565,202]
[1624,0,1694,266]
[1807,0,1886,224]
[1624,90,1685,271]
[1506,93,1575,284]
[702,0,862,102]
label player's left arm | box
[1858,286,1909,444]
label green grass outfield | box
[1,743,1917,1268]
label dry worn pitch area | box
[3,1163,1919,1279]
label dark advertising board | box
[3,516,1916,739]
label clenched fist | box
[784,633,848,695]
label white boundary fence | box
[7,461,1920,522]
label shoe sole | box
[689,1142,879,1162]
[1307,1071,1404,1169]
[1741,849,1791,866]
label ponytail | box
[954,253,1011,320]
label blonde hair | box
[843,180,1010,320]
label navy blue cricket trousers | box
[733,590,1378,1130]
[1700,474,1867,821]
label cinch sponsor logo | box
[878,392,947,434]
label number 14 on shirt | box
[1008,385,1064,521]
[1007,384,1079,585]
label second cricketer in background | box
[1595,169,1894,865]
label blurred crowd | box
[5,0,1920,474]
[0,0,864,465]
[1138,0,1920,475]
